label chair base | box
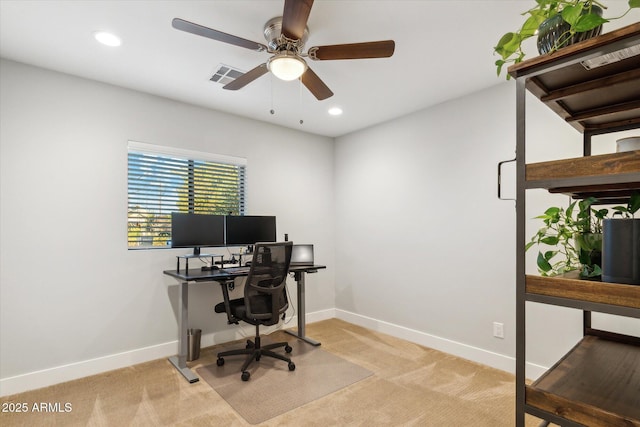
[216,326,295,381]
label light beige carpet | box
[0,319,548,426]
[196,339,372,424]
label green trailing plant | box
[611,192,640,218]
[494,0,640,78]
[526,204,580,276]
[526,197,608,277]
[574,197,608,276]
[575,196,608,233]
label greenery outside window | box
[127,141,246,248]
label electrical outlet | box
[493,322,504,339]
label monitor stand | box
[176,251,221,273]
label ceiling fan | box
[172,0,395,100]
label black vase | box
[602,218,640,285]
[537,5,603,55]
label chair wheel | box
[216,357,225,366]
[285,345,293,353]
[288,362,296,371]
[241,371,250,381]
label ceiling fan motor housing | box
[263,16,308,52]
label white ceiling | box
[1,1,638,138]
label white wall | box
[2,56,638,397]
[334,81,639,378]
[0,59,335,395]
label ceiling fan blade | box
[172,18,267,52]
[300,67,333,100]
[282,0,313,40]
[309,40,395,60]
[223,64,269,90]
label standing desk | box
[163,264,326,383]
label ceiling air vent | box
[210,64,245,85]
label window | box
[127,141,246,248]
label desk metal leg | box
[169,281,199,383]
[285,271,321,346]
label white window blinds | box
[127,141,246,248]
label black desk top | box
[163,264,326,282]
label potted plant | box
[526,197,607,277]
[602,192,640,285]
[494,0,640,78]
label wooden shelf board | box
[526,335,640,427]
[526,150,640,183]
[526,274,640,309]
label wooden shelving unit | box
[508,23,640,427]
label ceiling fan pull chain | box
[270,74,275,115]
[299,79,304,125]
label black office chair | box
[214,241,295,381]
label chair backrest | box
[244,241,293,325]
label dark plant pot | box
[537,6,603,55]
[602,218,640,285]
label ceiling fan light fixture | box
[268,52,307,81]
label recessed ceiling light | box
[93,31,122,47]
[328,107,343,116]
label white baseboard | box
[0,341,177,397]
[1,307,546,397]
[525,362,548,381]
[303,308,336,324]
[334,309,548,379]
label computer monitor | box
[225,215,276,246]
[171,212,225,255]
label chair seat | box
[214,297,273,326]
[214,298,243,315]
